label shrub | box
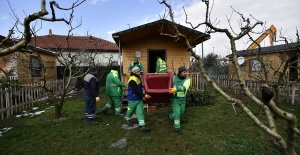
[186,86,218,106]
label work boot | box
[175,128,183,135]
[167,115,174,125]
[100,110,108,115]
[86,120,99,125]
[139,126,150,132]
[127,121,134,127]
[116,113,124,116]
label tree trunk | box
[286,122,297,155]
[54,103,62,119]
[274,86,283,107]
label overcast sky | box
[1,0,299,57]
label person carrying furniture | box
[101,69,127,116]
[128,57,144,73]
[155,56,167,73]
[168,66,190,135]
[84,66,99,125]
[125,66,152,132]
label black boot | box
[86,120,99,125]
[127,121,134,127]
[100,110,108,115]
[167,115,174,125]
[139,126,150,132]
[175,128,183,135]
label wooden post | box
[21,86,24,111]
[5,88,10,118]
[25,85,28,110]
[291,84,296,105]
[14,85,17,114]
[1,89,4,120]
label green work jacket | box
[105,70,127,96]
[171,75,191,103]
[156,58,167,73]
[128,62,144,72]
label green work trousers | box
[125,100,145,126]
[101,96,122,115]
[169,101,186,129]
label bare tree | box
[0,0,87,118]
[0,0,86,57]
[15,31,114,118]
[190,52,228,76]
[158,0,299,154]
[37,39,112,118]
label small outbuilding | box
[112,19,210,82]
[227,42,300,81]
[0,35,57,83]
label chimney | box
[48,29,52,36]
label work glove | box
[123,86,128,92]
[96,97,101,103]
[145,94,152,98]
[169,87,177,94]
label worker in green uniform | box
[125,67,151,132]
[128,57,144,73]
[101,69,127,116]
[168,66,190,135]
[155,56,167,73]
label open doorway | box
[148,49,166,73]
[289,56,298,81]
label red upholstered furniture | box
[143,72,173,103]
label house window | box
[249,59,262,72]
[31,56,41,77]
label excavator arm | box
[247,25,277,50]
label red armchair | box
[142,72,173,103]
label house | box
[30,30,119,79]
[111,19,210,82]
[0,35,57,83]
[227,42,300,81]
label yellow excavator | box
[247,25,277,50]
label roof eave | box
[111,19,210,46]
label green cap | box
[156,56,160,59]
[134,57,138,61]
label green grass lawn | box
[0,88,299,155]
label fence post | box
[14,84,18,114]
[21,85,24,111]
[291,84,296,105]
[1,89,4,120]
[5,88,10,118]
[25,84,28,109]
[10,85,13,115]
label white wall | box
[56,50,120,67]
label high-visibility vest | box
[172,75,190,98]
[127,75,143,101]
[157,59,166,72]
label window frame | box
[249,58,262,72]
[30,55,42,77]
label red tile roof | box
[30,35,119,52]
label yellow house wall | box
[228,52,295,80]
[122,35,190,82]
[17,52,57,83]
[0,53,15,77]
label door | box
[289,57,298,81]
